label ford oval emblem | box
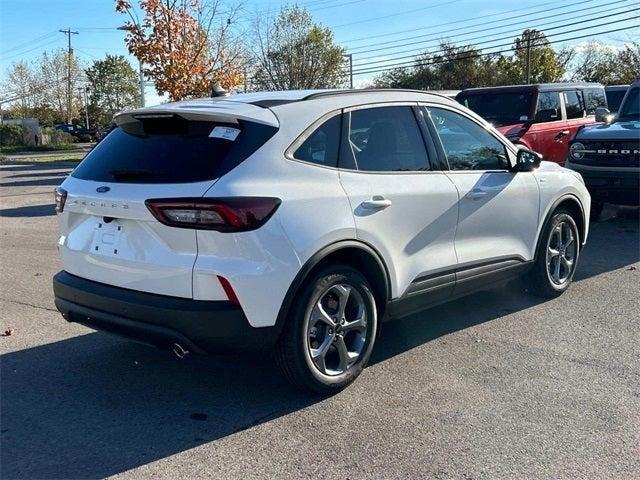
[96,186,110,193]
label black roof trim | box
[460,82,604,95]
[249,99,299,108]
[302,88,452,101]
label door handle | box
[467,189,488,200]
[361,196,392,210]
[554,130,570,141]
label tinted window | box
[564,91,584,119]
[618,87,639,121]
[293,114,341,167]
[535,92,561,122]
[345,106,429,172]
[606,89,627,112]
[426,107,508,171]
[73,119,275,183]
[457,92,533,126]
[583,88,607,115]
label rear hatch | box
[57,103,278,298]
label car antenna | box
[211,83,229,98]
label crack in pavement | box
[0,297,57,312]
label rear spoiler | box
[114,99,280,128]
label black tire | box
[274,265,378,395]
[528,209,580,298]
[590,202,604,222]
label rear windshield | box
[72,117,276,183]
[457,92,533,127]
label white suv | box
[53,89,590,393]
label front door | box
[338,105,460,309]
[527,90,569,164]
[423,105,540,294]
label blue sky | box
[1,0,638,104]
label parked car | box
[54,123,97,142]
[567,81,639,220]
[605,84,629,113]
[52,89,590,393]
[456,83,607,164]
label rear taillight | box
[54,187,67,213]
[145,197,281,232]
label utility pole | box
[525,31,531,85]
[60,28,79,123]
[116,25,145,107]
[78,86,89,129]
[343,54,353,89]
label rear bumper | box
[53,271,279,354]
[565,162,640,206]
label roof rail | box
[301,88,452,102]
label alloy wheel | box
[546,220,577,286]
[305,283,368,376]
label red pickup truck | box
[456,83,607,164]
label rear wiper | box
[109,169,159,180]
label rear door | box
[337,104,459,309]
[58,113,274,298]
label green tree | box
[374,42,500,90]
[614,42,640,84]
[85,55,141,127]
[506,29,568,83]
[252,6,346,90]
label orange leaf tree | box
[115,0,244,101]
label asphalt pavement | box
[1,161,638,479]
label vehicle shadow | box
[574,206,639,281]
[0,203,55,218]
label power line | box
[351,23,640,77]
[350,6,638,70]
[332,0,461,29]
[0,31,59,55]
[348,0,630,59]
[0,37,64,61]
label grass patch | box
[0,152,85,164]
[0,144,80,154]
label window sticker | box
[209,126,241,141]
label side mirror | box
[595,106,612,124]
[513,148,542,172]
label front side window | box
[535,92,561,122]
[457,92,533,126]
[618,87,639,121]
[426,107,509,171]
[344,106,429,172]
[583,88,607,115]
[564,91,585,119]
[293,114,341,167]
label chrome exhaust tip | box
[172,343,189,359]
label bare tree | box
[251,6,346,90]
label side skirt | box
[386,257,533,321]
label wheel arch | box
[535,194,587,260]
[274,240,391,338]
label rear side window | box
[293,114,341,167]
[583,88,607,115]
[72,117,276,183]
[343,106,429,172]
[564,91,585,119]
[535,92,561,122]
